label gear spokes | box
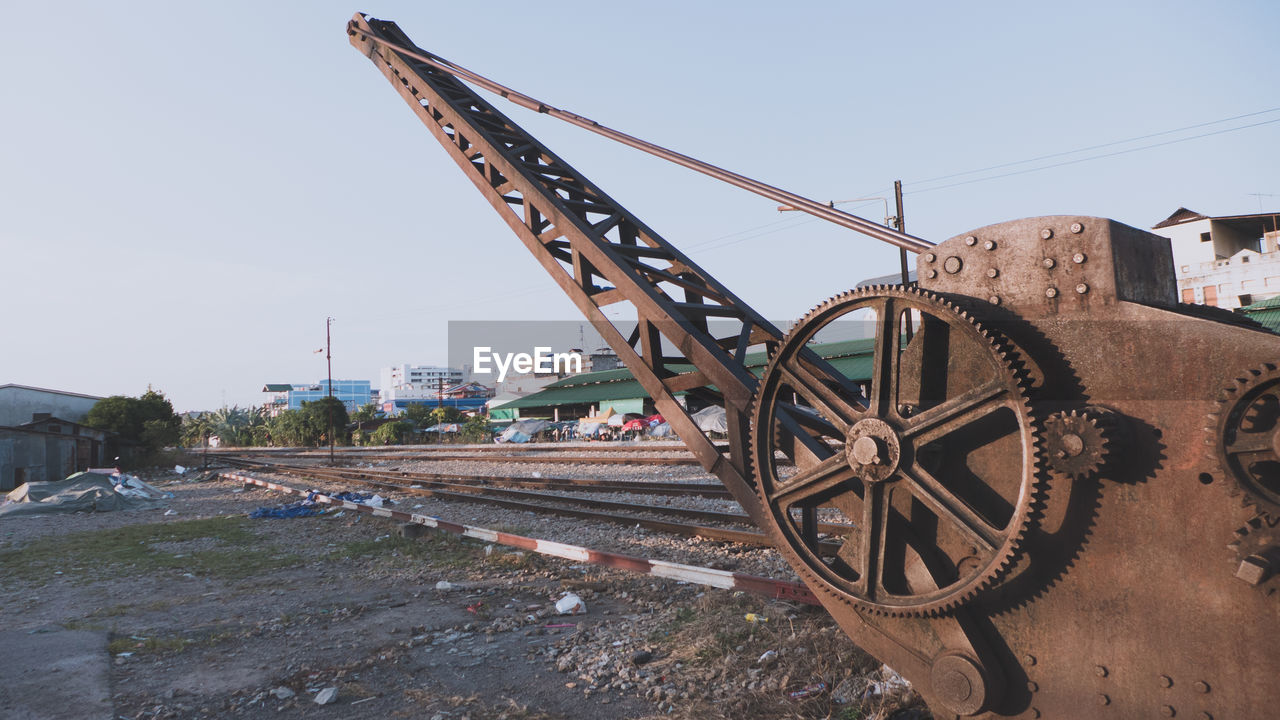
[1210,362,1280,519]
[752,286,1042,616]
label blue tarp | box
[250,491,381,519]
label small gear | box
[1227,512,1280,596]
[1043,407,1115,478]
[1209,362,1280,519]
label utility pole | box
[326,316,335,465]
[894,180,910,286]
[894,180,914,341]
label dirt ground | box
[0,468,929,720]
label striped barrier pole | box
[223,471,819,606]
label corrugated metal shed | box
[1239,295,1280,333]
[502,338,875,411]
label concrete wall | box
[0,429,82,491]
[0,386,102,427]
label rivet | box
[1046,287,1059,298]
[988,295,1001,305]
[926,269,938,279]
[1031,709,1041,719]
[944,256,963,274]
[1200,712,1213,720]
[983,239,997,250]
[1097,693,1110,706]
[1070,222,1084,234]
[987,267,999,278]
[924,252,936,263]
[964,235,977,246]
[1042,257,1056,269]
[1095,665,1109,678]
[1076,283,1089,294]
[1194,681,1210,694]
[1024,654,1037,666]
[1160,705,1176,718]
[1027,681,1039,692]
[1073,252,1087,264]
[1159,675,1174,688]
[1041,228,1054,240]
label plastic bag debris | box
[174,465,187,475]
[250,499,325,519]
[865,664,910,698]
[435,581,455,591]
[787,682,827,700]
[555,592,586,615]
[112,473,174,499]
[757,650,778,666]
[313,687,338,705]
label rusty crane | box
[348,14,1280,719]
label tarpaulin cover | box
[498,419,550,443]
[690,405,728,433]
[649,422,674,437]
[0,474,163,518]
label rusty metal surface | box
[349,16,1280,719]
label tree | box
[351,402,380,424]
[429,406,464,425]
[268,410,314,447]
[461,414,491,443]
[181,413,213,448]
[400,403,436,427]
[300,397,350,446]
[370,420,414,445]
[86,389,182,462]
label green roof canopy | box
[504,338,875,410]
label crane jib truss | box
[349,16,789,523]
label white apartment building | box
[1151,208,1280,310]
[379,364,464,402]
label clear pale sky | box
[2,1,1277,412]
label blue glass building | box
[287,380,373,413]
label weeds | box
[0,516,297,582]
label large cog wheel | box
[1210,362,1280,520]
[751,286,1043,617]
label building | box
[497,338,875,421]
[0,385,111,490]
[380,364,463,398]
[381,382,493,416]
[261,380,374,414]
[1151,207,1280,309]
[0,384,103,426]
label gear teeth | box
[1210,361,1280,520]
[749,285,1043,618]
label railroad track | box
[221,458,850,548]
[220,450,702,466]
[225,471,820,606]
[208,442,714,455]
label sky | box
[2,1,1277,412]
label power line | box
[906,116,1280,196]
[908,106,1280,187]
